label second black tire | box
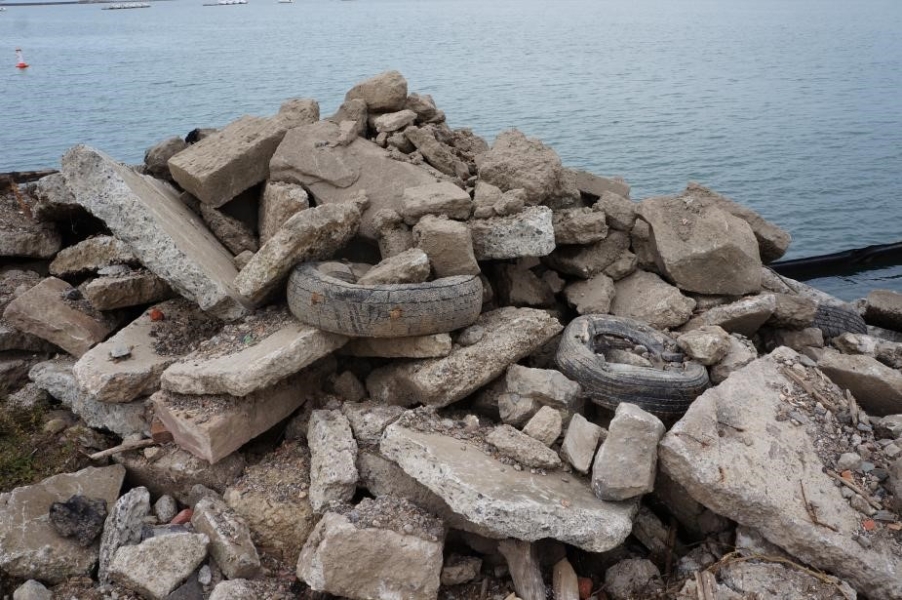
[556,314,710,416]
[287,262,483,338]
[813,303,868,339]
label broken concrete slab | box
[192,496,261,579]
[400,181,472,225]
[62,145,249,320]
[224,442,315,560]
[113,444,245,503]
[108,532,209,600]
[610,270,696,330]
[0,321,58,353]
[342,333,452,358]
[341,402,404,445]
[478,129,578,206]
[710,334,759,385]
[308,410,358,513]
[413,215,480,277]
[596,190,637,230]
[659,348,902,600]
[0,465,125,584]
[233,197,363,304]
[676,326,731,366]
[818,349,902,416]
[404,125,470,180]
[49,236,138,277]
[344,70,408,112]
[74,300,204,404]
[162,310,346,397]
[367,308,562,407]
[560,413,604,474]
[0,191,61,258]
[168,115,297,207]
[297,498,443,600]
[469,206,556,260]
[83,270,174,311]
[567,168,631,200]
[380,422,636,552]
[30,172,83,222]
[544,230,631,278]
[259,181,309,244]
[3,277,116,357]
[154,360,330,464]
[767,293,818,329]
[591,403,664,501]
[373,109,418,133]
[269,120,438,240]
[31,356,149,437]
[638,196,763,295]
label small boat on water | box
[102,2,150,9]
[0,7,7,11]
[278,0,293,4]
[203,0,246,6]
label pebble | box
[885,444,901,459]
[836,453,862,472]
[109,344,132,359]
[859,462,875,473]
[850,495,876,516]
[858,422,874,433]
[198,565,212,586]
[43,418,67,434]
[841,487,854,499]
[799,355,816,367]
[854,534,872,549]
[789,411,808,425]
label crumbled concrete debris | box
[560,413,605,474]
[108,532,209,600]
[98,487,151,584]
[307,409,358,513]
[522,406,562,446]
[592,403,665,501]
[49,235,138,277]
[414,215,480,277]
[191,495,261,579]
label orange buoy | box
[15,48,29,69]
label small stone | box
[441,555,482,586]
[486,424,561,469]
[522,406,563,447]
[109,344,132,359]
[560,413,604,474]
[850,495,876,516]
[198,564,212,586]
[592,403,665,501]
[154,495,178,524]
[12,580,52,600]
[837,453,862,472]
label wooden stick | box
[826,470,883,510]
[88,438,156,461]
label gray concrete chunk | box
[191,496,261,580]
[592,403,665,501]
[308,410,358,513]
[62,145,249,320]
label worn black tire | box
[556,315,710,416]
[813,303,868,339]
[287,262,483,338]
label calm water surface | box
[1,0,900,299]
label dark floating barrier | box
[770,241,902,280]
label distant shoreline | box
[2,0,171,6]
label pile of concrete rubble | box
[2,70,902,600]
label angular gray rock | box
[83,270,174,310]
[356,248,430,285]
[308,410,358,512]
[506,364,582,409]
[270,120,437,240]
[478,129,578,206]
[676,326,731,366]
[0,191,61,258]
[373,109,417,133]
[567,168,631,199]
[144,136,187,181]
[637,195,762,295]
[564,274,616,315]
[62,145,249,320]
[259,181,309,243]
[234,201,362,304]
[108,532,209,600]
[866,289,902,331]
[469,206,556,260]
[191,496,261,579]
[596,190,637,230]
[98,487,151,584]
[12,580,52,600]
[381,422,637,552]
[199,203,259,256]
[522,405,563,446]
[399,181,472,224]
[659,348,902,600]
[3,277,116,357]
[552,207,608,245]
[223,442,315,561]
[168,114,301,207]
[297,500,443,600]
[687,293,777,336]
[818,349,902,416]
[413,215,480,277]
[592,403,664,501]
[679,183,792,262]
[768,293,818,329]
[344,70,408,112]
[604,558,662,600]
[486,424,562,469]
[560,413,604,474]
[49,235,138,277]
[544,230,631,278]
[709,334,759,385]
[367,308,562,407]
[0,465,125,584]
[610,270,696,330]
